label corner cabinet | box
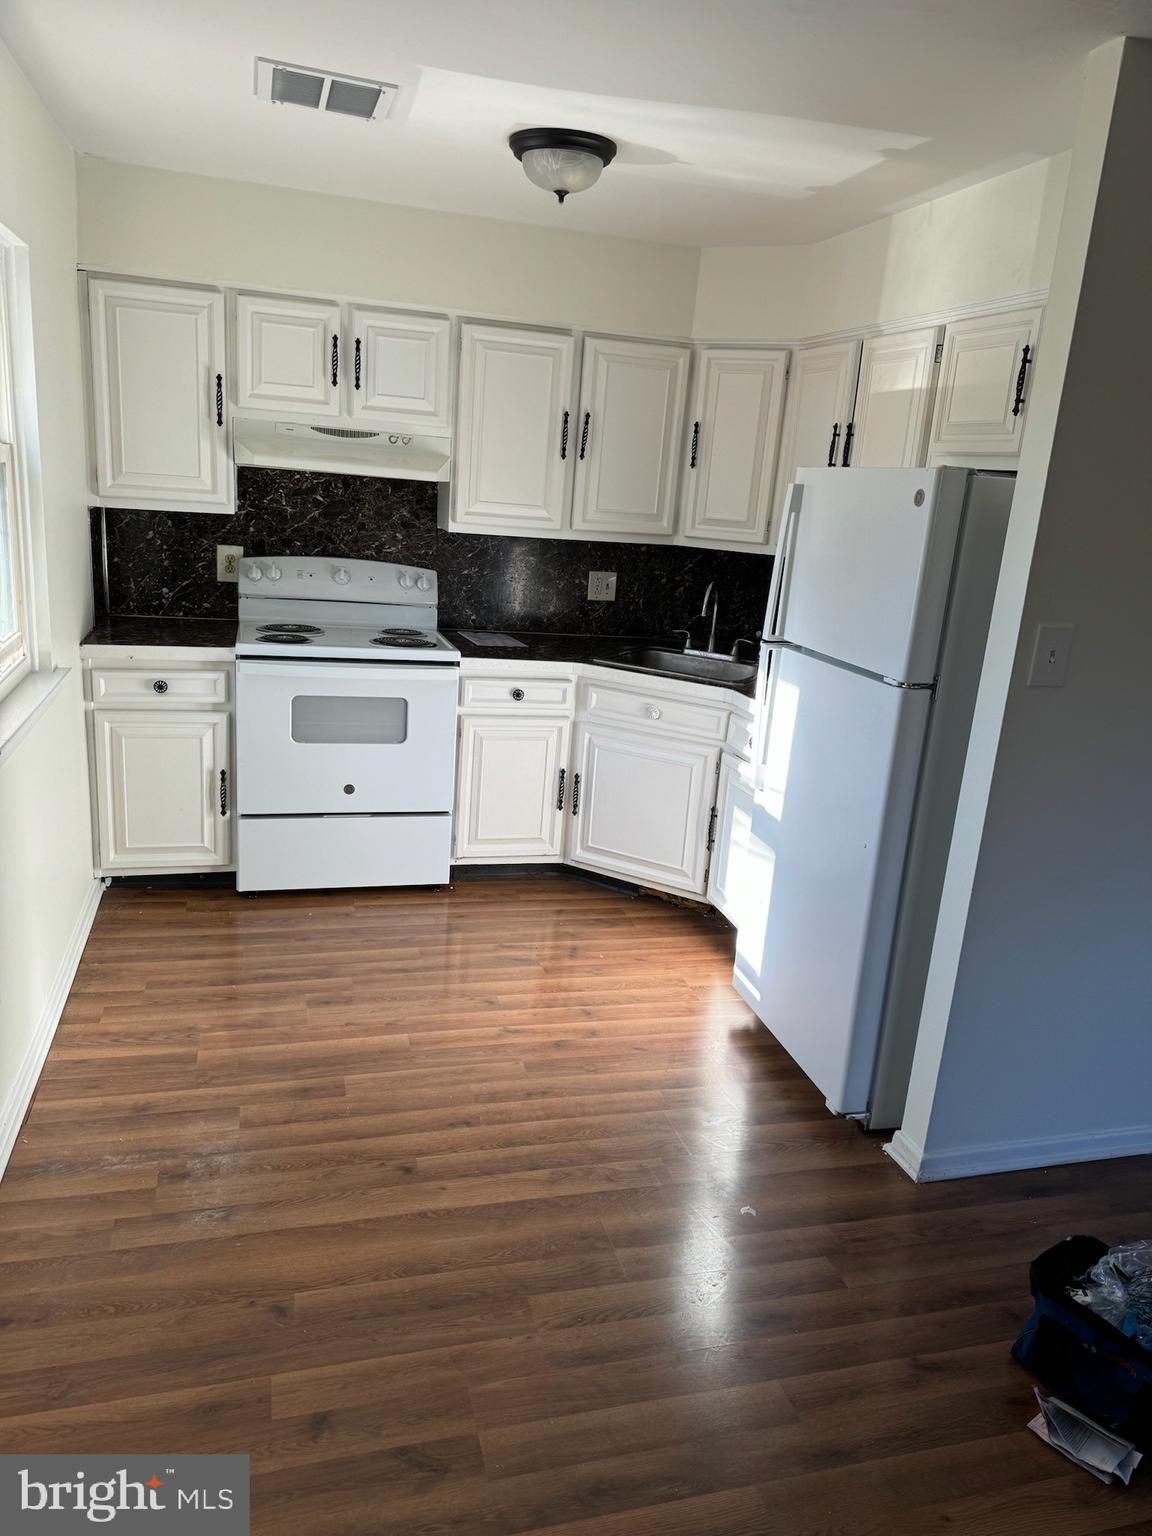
[679,347,788,545]
[87,277,232,513]
[571,337,690,538]
[770,339,861,547]
[83,654,234,875]
[452,325,576,532]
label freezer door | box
[733,645,932,1115]
[774,466,968,684]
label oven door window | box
[291,694,409,745]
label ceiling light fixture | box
[509,128,618,204]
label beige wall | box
[77,160,702,338]
[0,42,97,1148]
[694,156,1069,340]
[896,38,1152,1179]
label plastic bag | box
[1070,1242,1152,1350]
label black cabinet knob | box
[152,679,168,694]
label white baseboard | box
[885,1123,1152,1183]
[0,877,104,1181]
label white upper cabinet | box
[771,339,861,548]
[88,276,231,511]
[349,308,451,428]
[680,348,789,546]
[234,292,342,416]
[453,324,576,532]
[849,327,942,468]
[927,306,1042,458]
[571,337,690,538]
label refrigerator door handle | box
[766,481,803,642]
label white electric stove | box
[235,556,460,893]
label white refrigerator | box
[733,465,1013,1127]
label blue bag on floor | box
[1012,1234,1152,1451]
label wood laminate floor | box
[1,875,1150,1533]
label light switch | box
[1027,623,1074,687]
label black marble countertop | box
[81,616,239,649]
[447,631,757,697]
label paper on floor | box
[1028,1388,1142,1485]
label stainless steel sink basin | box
[596,646,758,690]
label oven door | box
[237,660,458,815]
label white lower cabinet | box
[708,750,755,926]
[94,709,231,871]
[567,720,718,895]
[454,716,570,862]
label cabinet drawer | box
[459,672,574,713]
[90,666,231,708]
[578,677,728,743]
[726,709,754,759]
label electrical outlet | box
[588,570,617,601]
[216,545,243,582]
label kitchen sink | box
[596,646,758,691]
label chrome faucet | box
[699,581,720,654]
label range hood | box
[233,418,451,481]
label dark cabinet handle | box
[841,421,854,466]
[331,334,339,388]
[1012,343,1032,417]
[215,373,224,427]
[579,411,591,461]
[354,337,362,391]
[152,679,168,695]
[571,771,580,815]
[689,420,700,469]
[219,769,228,817]
[706,804,718,854]
[560,409,569,460]
[557,767,566,811]
[827,422,840,467]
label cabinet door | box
[681,348,789,545]
[94,710,231,871]
[88,277,230,508]
[850,327,942,468]
[349,308,451,427]
[571,337,690,537]
[568,721,717,895]
[454,325,576,531]
[708,751,755,926]
[455,717,570,861]
[927,306,1042,457]
[234,292,342,415]
[770,339,861,548]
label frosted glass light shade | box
[520,147,605,202]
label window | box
[0,225,42,703]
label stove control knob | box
[398,571,415,589]
[264,563,282,582]
[244,563,263,581]
[332,567,352,586]
[416,574,431,592]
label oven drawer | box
[90,665,231,708]
[236,660,458,815]
[459,672,574,713]
[237,813,451,891]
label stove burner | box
[370,634,436,649]
[257,633,314,644]
[256,623,323,634]
[375,627,425,637]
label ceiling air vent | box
[254,58,397,121]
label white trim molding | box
[0,876,104,1181]
[885,1122,1152,1183]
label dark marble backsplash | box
[93,470,773,647]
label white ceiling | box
[2,0,1151,246]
